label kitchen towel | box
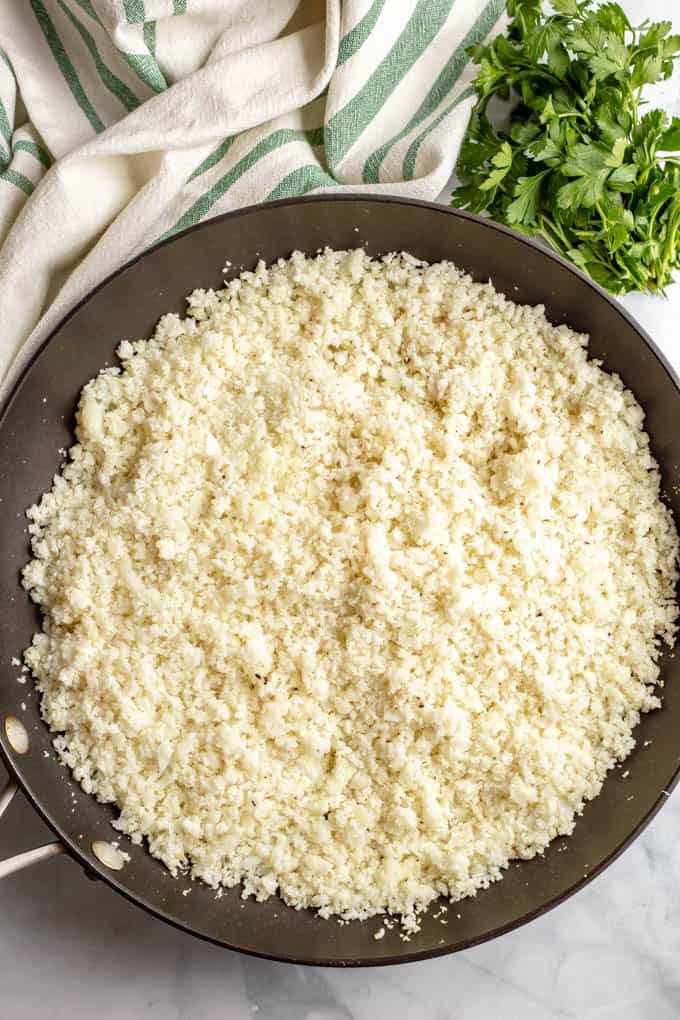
[0,0,503,401]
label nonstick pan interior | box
[1,197,680,966]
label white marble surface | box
[2,2,680,1016]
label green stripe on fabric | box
[0,100,11,146]
[337,0,387,66]
[326,0,455,171]
[402,84,474,179]
[58,1,140,112]
[188,125,324,184]
[364,0,504,183]
[121,52,166,93]
[72,0,100,21]
[189,127,323,184]
[160,127,324,242]
[124,0,145,23]
[173,0,187,13]
[14,139,53,167]
[30,0,105,133]
[0,168,34,196]
[189,137,237,181]
[143,20,156,56]
[303,126,325,147]
[266,164,334,202]
[0,48,13,72]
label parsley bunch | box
[451,0,680,294]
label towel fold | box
[0,0,503,401]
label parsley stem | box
[537,214,571,256]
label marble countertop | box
[2,2,680,1016]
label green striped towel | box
[0,0,503,400]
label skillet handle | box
[0,779,65,879]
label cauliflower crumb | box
[22,250,678,932]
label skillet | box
[1,196,679,966]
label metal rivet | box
[91,841,126,871]
[4,716,29,754]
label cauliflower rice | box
[23,250,678,931]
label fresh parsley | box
[451,0,680,295]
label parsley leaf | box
[452,0,680,294]
[660,117,680,151]
[506,170,551,225]
[557,171,609,210]
[588,34,629,80]
[595,3,630,38]
[608,164,638,192]
[551,0,578,15]
[479,142,514,192]
[562,142,611,177]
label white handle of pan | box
[0,778,65,879]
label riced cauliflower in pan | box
[23,249,678,933]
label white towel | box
[0,0,503,401]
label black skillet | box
[1,197,679,966]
